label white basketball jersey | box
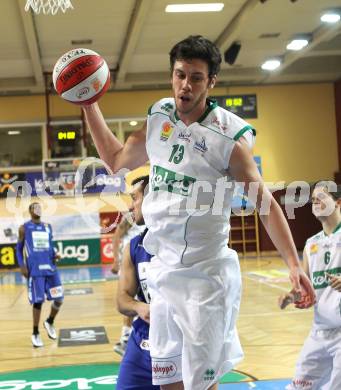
[142,98,255,267]
[305,223,341,329]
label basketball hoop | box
[25,0,73,15]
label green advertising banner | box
[0,363,251,389]
[55,238,100,266]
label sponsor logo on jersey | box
[151,165,196,197]
[211,116,228,132]
[140,339,150,350]
[160,122,174,141]
[312,267,341,289]
[293,379,313,387]
[152,361,177,379]
[310,243,318,254]
[194,136,208,154]
[39,264,53,271]
[160,102,174,113]
[178,130,191,143]
[204,368,215,381]
[49,285,64,299]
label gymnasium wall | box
[0,82,338,183]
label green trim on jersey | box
[174,99,218,124]
[200,123,234,140]
[197,99,218,123]
[233,125,256,141]
[148,111,176,125]
[333,221,341,234]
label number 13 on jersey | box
[169,144,184,164]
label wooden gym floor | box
[0,256,312,381]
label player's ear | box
[209,76,216,89]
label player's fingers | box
[300,277,316,303]
[278,295,290,309]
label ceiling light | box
[286,38,309,51]
[165,3,224,13]
[261,59,281,71]
[320,12,340,23]
[129,121,138,126]
[8,130,21,135]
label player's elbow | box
[116,294,128,316]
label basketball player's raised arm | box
[229,137,315,308]
[82,103,148,173]
[117,243,150,323]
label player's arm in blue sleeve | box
[16,225,28,278]
[116,242,150,323]
[49,225,60,263]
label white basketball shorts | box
[286,327,341,390]
[147,251,243,389]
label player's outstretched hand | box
[326,272,341,292]
[289,266,316,309]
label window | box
[0,126,42,167]
[122,120,144,142]
[86,123,119,159]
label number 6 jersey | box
[305,223,341,329]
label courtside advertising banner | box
[55,238,100,266]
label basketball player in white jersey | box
[81,35,315,390]
[279,182,341,389]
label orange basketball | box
[53,48,110,105]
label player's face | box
[30,203,42,218]
[311,187,336,219]
[130,188,144,225]
[171,59,215,122]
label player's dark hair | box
[169,35,222,78]
[29,202,39,212]
[311,181,341,201]
[131,175,149,194]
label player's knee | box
[33,302,42,310]
[53,300,63,310]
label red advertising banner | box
[100,237,114,264]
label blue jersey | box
[23,221,56,277]
[129,228,151,336]
[116,228,159,390]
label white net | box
[25,0,73,15]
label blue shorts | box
[116,329,160,390]
[28,272,64,304]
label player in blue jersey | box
[16,202,63,348]
[116,175,159,390]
